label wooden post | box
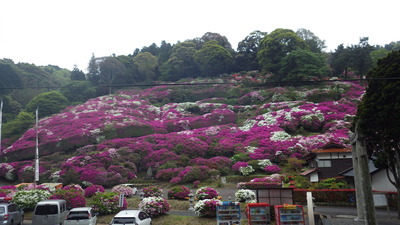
[350,132,365,220]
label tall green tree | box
[159,42,198,81]
[132,52,159,82]
[279,49,328,82]
[296,28,326,53]
[350,37,374,77]
[70,65,86,81]
[235,30,267,71]
[0,59,22,95]
[193,41,234,77]
[26,91,69,118]
[257,28,308,81]
[356,50,400,218]
[60,80,96,104]
[330,44,352,77]
[87,53,100,85]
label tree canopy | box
[194,41,234,77]
[356,50,400,212]
[26,91,69,118]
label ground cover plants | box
[0,75,365,187]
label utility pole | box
[351,122,377,225]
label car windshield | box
[67,212,90,220]
[0,206,5,214]
[35,205,58,215]
[112,217,136,224]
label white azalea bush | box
[239,165,255,176]
[138,197,170,217]
[112,185,135,197]
[235,189,256,203]
[194,199,222,217]
[12,189,51,210]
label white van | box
[32,199,68,225]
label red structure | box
[246,203,271,225]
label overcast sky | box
[1,0,399,71]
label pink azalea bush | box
[138,197,170,217]
[264,165,282,174]
[49,189,86,209]
[195,187,219,200]
[84,185,105,198]
[112,185,135,197]
[167,185,190,200]
[142,186,163,198]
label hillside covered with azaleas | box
[0,77,365,187]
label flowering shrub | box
[112,185,135,197]
[264,165,282,174]
[195,187,219,200]
[138,197,170,217]
[235,189,256,203]
[194,199,222,217]
[90,192,127,215]
[49,189,86,209]
[84,185,105,198]
[142,186,163,197]
[231,161,249,171]
[239,165,255,176]
[12,189,51,210]
[63,184,84,193]
[167,186,190,200]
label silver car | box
[0,198,24,225]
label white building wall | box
[371,169,397,192]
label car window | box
[138,212,149,220]
[112,217,136,224]
[35,205,58,215]
[67,212,90,220]
[0,206,5,214]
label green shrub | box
[167,186,190,200]
[90,192,127,215]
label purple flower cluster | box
[195,187,219,200]
[84,185,105,198]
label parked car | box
[0,197,24,225]
[120,184,138,195]
[109,210,151,225]
[32,199,68,225]
[65,207,97,225]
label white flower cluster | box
[239,165,254,176]
[270,131,291,141]
[0,163,15,180]
[258,159,272,167]
[194,199,222,215]
[245,146,257,153]
[235,189,256,203]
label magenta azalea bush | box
[0,79,365,185]
[138,197,170,217]
[63,184,84,193]
[84,185,105,198]
[49,189,86,209]
[195,187,219,200]
[167,185,190,200]
[194,199,222,217]
[142,186,163,198]
[264,165,282,174]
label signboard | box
[118,193,125,207]
[373,193,387,207]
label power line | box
[1,77,400,90]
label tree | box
[235,30,267,71]
[26,91,69,118]
[350,37,374,77]
[2,111,34,140]
[132,52,159,82]
[60,80,96,104]
[296,28,326,53]
[87,54,100,85]
[98,57,128,94]
[200,32,233,52]
[0,59,22,95]
[279,49,328,82]
[193,41,234,77]
[257,28,308,80]
[70,65,86,81]
[356,50,400,218]
[159,42,198,81]
[330,44,352,77]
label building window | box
[317,160,331,167]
